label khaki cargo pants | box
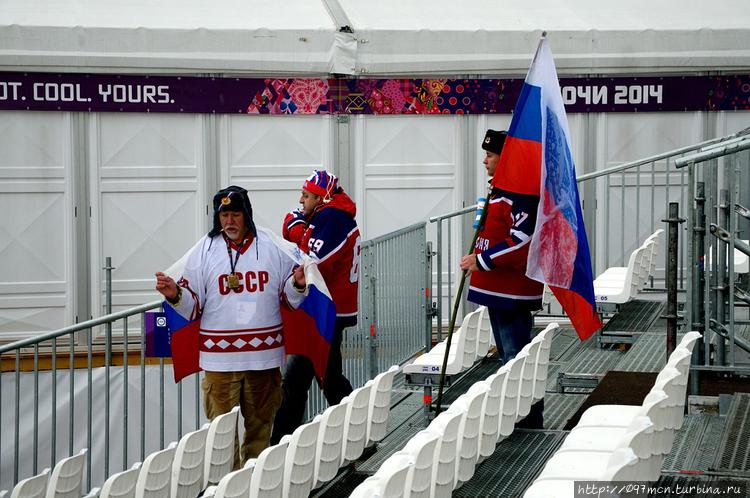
[202,368,282,469]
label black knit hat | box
[208,185,257,238]
[482,129,507,154]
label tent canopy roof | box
[1,0,748,76]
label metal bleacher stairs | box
[311,308,750,497]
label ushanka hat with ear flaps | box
[208,185,257,238]
[482,129,507,155]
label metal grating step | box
[715,393,750,472]
[601,299,664,334]
[653,475,750,498]
[356,410,425,473]
[385,391,425,434]
[542,393,587,430]
[311,470,368,498]
[454,431,565,497]
[616,332,670,372]
[558,343,627,391]
[549,327,580,362]
[662,414,710,472]
[435,359,501,406]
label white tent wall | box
[2,1,749,75]
[2,109,750,339]
[1,0,750,339]
[0,112,78,341]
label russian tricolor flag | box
[495,35,602,340]
[281,260,337,386]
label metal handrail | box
[577,131,745,181]
[675,137,750,168]
[0,301,162,354]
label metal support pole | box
[436,219,443,342]
[104,256,114,479]
[715,190,729,365]
[663,203,684,359]
[691,181,705,394]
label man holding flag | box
[155,185,307,467]
[460,128,546,429]
[460,34,602,429]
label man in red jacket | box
[460,129,545,429]
[271,169,361,443]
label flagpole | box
[434,193,491,415]
[433,30,550,415]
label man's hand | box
[460,254,479,275]
[292,265,307,289]
[155,272,178,300]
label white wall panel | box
[592,112,704,276]
[221,115,331,235]
[89,113,205,323]
[0,112,74,341]
[355,115,462,240]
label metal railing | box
[428,130,750,337]
[676,134,750,374]
[304,221,430,417]
[0,222,430,492]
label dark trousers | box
[270,319,353,444]
[486,306,544,429]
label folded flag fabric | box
[498,35,602,340]
[281,259,337,386]
[162,301,201,382]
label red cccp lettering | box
[218,271,270,295]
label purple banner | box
[1,72,748,114]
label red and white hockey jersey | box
[468,186,544,311]
[170,228,304,372]
[300,190,360,326]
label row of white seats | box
[350,323,559,498]
[594,229,663,304]
[403,307,492,377]
[80,404,240,498]
[202,364,400,498]
[523,331,701,498]
[0,449,88,498]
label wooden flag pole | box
[434,193,491,415]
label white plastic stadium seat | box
[366,365,400,447]
[203,460,255,498]
[171,424,209,498]
[94,462,141,498]
[247,438,289,498]
[282,418,320,498]
[594,243,645,304]
[516,340,541,420]
[399,429,440,498]
[312,402,348,488]
[403,310,481,376]
[532,323,558,402]
[340,384,373,465]
[499,354,526,438]
[477,370,508,461]
[475,307,492,358]
[46,448,87,498]
[451,383,490,487]
[355,452,414,498]
[135,442,177,498]
[524,447,640,498]
[536,442,645,483]
[7,468,49,498]
[204,406,239,487]
[428,409,463,496]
